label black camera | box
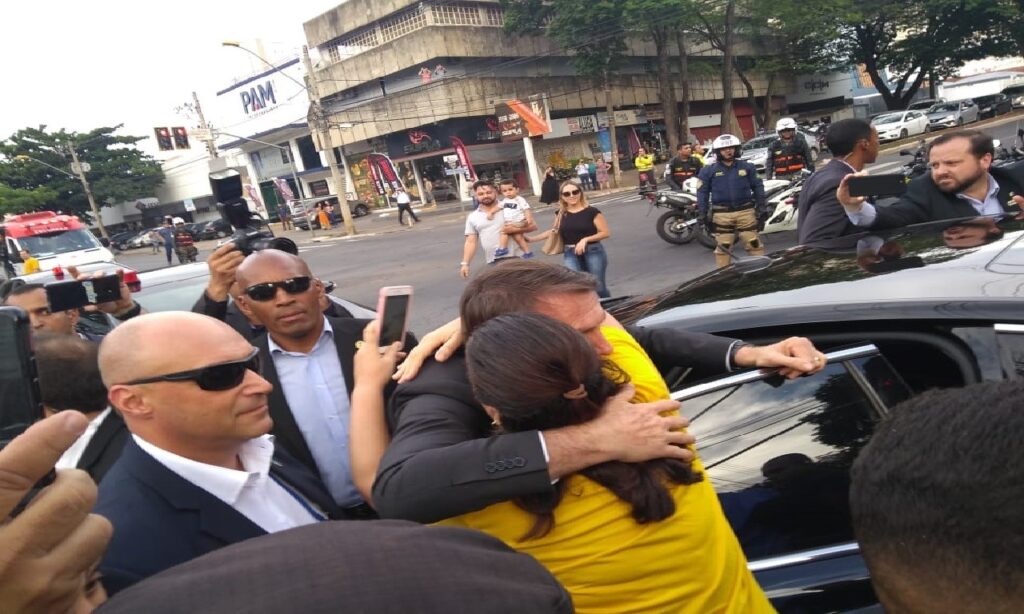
[210,170,297,256]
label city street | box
[113,114,1024,334]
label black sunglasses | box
[122,348,261,391]
[561,189,581,197]
[244,276,313,302]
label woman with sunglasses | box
[529,180,612,298]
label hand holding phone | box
[846,173,908,197]
[376,286,412,350]
[45,275,121,313]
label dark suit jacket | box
[78,410,129,483]
[372,326,736,523]
[99,521,573,614]
[798,160,862,244]
[870,163,1024,229]
[192,292,353,341]
[95,438,342,595]
[254,316,415,482]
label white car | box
[871,111,930,142]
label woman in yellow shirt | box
[20,249,40,274]
[441,312,775,614]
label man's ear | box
[109,385,153,421]
[482,404,502,426]
[235,294,256,320]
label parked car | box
[870,110,929,142]
[925,99,979,130]
[973,93,1013,119]
[290,196,371,230]
[1002,84,1024,108]
[124,228,160,250]
[737,130,820,173]
[194,218,232,240]
[109,231,139,251]
[431,182,460,202]
[605,215,1024,612]
[906,97,944,111]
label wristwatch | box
[459,261,468,266]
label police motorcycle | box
[643,183,716,248]
[898,140,929,181]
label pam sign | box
[241,81,277,115]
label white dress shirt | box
[55,408,112,470]
[268,317,363,507]
[133,434,322,533]
[848,174,1002,226]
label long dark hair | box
[466,313,701,539]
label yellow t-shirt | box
[22,257,40,274]
[635,154,655,171]
[438,326,775,613]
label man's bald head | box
[100,312,273,462]
[99,312,251,387]
[234,250,313,292]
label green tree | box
[837,0,1007,110]
[0,125,164,220]
[0,183,58,216]
[502,0,629,183]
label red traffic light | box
[154,127,174,151]
[172,127,190,149]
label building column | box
[522,137,542,196]
[410,159,428,205]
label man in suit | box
[373,260,829,523]
[798,119,881,244]
[234,249,414,517]
[838,130,1024,228]
[192,242,352,341]
[35,333,128,483]
[99,521,573,614]
[94,312,343,595]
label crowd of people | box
[3,114,1024,613]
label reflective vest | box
[770,138,809,175]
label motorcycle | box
[644,186,717,248]
[899,140,929,181]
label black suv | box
[974,93,1013,118]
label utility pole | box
[302,46,355,235]
[192,91,219,159]
[604,70,621,187]
[67,142,109,241]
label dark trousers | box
[163,242,174,264]
[398,203,419,225]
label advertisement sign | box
[214,58,308,141]
[272,177,294,202]
[567,114,598,135]
[367,154,404,193]
[496,103,526,142]
[450,137,477,180]
[495,96,552,142]
[597,109,647,128]
[385,117,501,158]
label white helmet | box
[172,216,186,225]
[776,117,798,132]
[711,134,742,151]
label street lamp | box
[13,153,109,240]
[222,41,357,235]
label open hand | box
[394,317,463,383]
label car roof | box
[611,216,1024,332]
[13,260,137,285]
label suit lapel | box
[328,316,363,396]
[121,440,266,545]
[255,336,320,477]
[271,448,343,520]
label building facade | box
[303,0,775,196]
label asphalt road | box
[115,113,1024,335]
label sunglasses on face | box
[562,189,581,197]
[243,276,313,302]
[122,347,261,391]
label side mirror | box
[993,139,1002,149]
[898,149,912,156]
[323,281,337,294]
[100,237,111,248]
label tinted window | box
[681,356,910,560]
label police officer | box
[767,118,815,180]
[665,142,704,191]
[634,147,657,191]
[696,134,767,268]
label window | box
[278,143,291,164]
[325,28,381,63]
[675,349,911,561]
[484,6,504,26]
[431,4,481,25]
[379,7,427,42]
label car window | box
[871,113,903,124]
[673,348,911,561]
[994,324,1024,379]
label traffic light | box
[154,127,173,151]
[172,127,190,149]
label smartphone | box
[0,307,45,450]
[45,276,121,312]
[847,174,908,197]
[376,286,413,349]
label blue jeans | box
[563,242,610,298]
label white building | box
[939,69,1024,101]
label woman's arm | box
[350,322,403,505]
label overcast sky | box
[0,0,340,152]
